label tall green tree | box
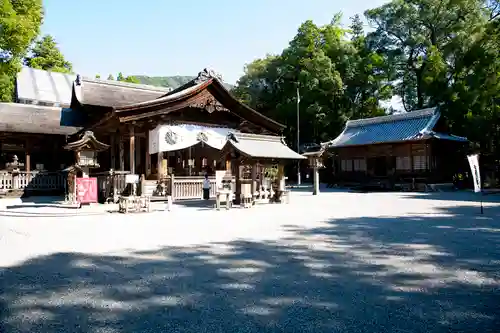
[24,35,73,73]
[233,15,392,145]
[107,74,114,80]
[0,0,44,101]
[365,0,500,154]
[365,0,487,110]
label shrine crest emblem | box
[164,129,178,145]
[197,131,208,143]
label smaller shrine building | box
[313,107,468,188]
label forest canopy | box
[232,0,500,157]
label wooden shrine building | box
[321,107,468,187]
[0,67,304,201]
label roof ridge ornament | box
[194,68,223,84]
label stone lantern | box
[6,155,25,191]
[64,131,109,177]
[303,149,325,195]
[63,131,109,205]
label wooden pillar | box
[129,126,135,174]
[188,146,192,176]
[277,164,285,191]
[145,131,151,178]
[135,135,141,174]
[409,144,414,172]
[110,135,116,169]
[251,161,257,197]
[119,136,125,171]
[25,138,31,174]
[157,152,163,181]
[234,158,241,205]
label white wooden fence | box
[0,171,66,192]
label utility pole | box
[296,85,301,185]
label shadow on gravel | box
[403,191,500,204]
[1,205,499,332]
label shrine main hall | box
[0,67,304,202]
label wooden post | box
[119,136,125,171]
[129,126,135,174]
[409,143,414,172]
[251,161,257,198]
[157,152,163,181]
[110,134,116,169]
[25,138,31,174]
[277,164,285,191]
[188,146,192,176]
[135,134,141,174]
[234,158,241,205]
[145,131,151,177]
[170,173,175,201]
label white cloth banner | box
[467,154,482,193]
[149,124,233,154]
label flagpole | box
[480,191,484,214]
[297,85,301,185]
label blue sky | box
[42,0,389,84]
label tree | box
[233,15,392,145]
[122,75,140,84]
[95,74,101,79]
[115,72,140,83]
[24,35,73,73]
[107,74,114,80]
[0,0,44,101]
[365,0,500,155]
[365,0,486,110]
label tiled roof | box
[0,103,82,135]
[324,107,467,148]
[224,133,306,160]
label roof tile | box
[326,108,439,148]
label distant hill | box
[135,75,234,91]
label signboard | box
[76,177,98,204]
[467,154,482,193]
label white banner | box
[149,124,233,154]
[467,154,481,193]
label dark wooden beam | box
[129,125,135,174]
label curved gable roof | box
[112,69,285,134]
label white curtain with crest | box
[148,124,233,154]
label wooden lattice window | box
[341,159,353,172]
[413,155,429,170]
[396,156,411,170]
[353,159,366,171]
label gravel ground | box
[1,189,500,332]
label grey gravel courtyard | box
[1,189,500,333]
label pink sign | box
[76,177,98,204]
